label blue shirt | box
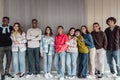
[83,34,95,48]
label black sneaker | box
[5,73,14,78]
[19,73,25,78]
[1,75,5,80]
[97,73,103,78]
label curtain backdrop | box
[3,0,86,34]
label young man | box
[105,17,120,77]
[54,26,68,80]
[0,17,13,80]
[26,19,42,78]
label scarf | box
[0,24,10,34]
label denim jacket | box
[40,35,54,55]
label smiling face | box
[75,31,80,37]
[108,20,115,27]
[2,18,9,26]
[13,24,19,32]
[93,24,100,32]
[58,27,63,35]
[32,20,38,28]
[69,29,75,36]
[46,27,50,35]
[81,27,86,34]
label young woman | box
[11,22,26,78]
[40,26,54,79]
[91,22,107,78]
[66,27,78,79]
[75,29,89,78]
[81,25,96,78]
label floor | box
[3,72,120,80]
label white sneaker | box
[107,73,117,78]
[87,75,95,78]
[55,74,60,78]
[69,76,76,79]
[59,77,64,80]
[25,74,32,78]
[36,74,41,77]
[65,76,69,79]
[48,73,53,78]
[44,73,49,79]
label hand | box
[41,53,43,57]
[81,37,84,41]
[35,35,39,38]
[14,41,19,44]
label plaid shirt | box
[40,36,54,55]
[105,25,120,51]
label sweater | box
[27,28,42,48]
[54,33,68,53]
[76,35,89,53]
[66,35,78,53]
[0,25,12,47]
[83,34,95,49]
[91,31,107,50]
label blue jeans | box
[78,53,88,77]
[54,52,66,77]
[27,47,40,75]
[66,52,78,76]
[12,51,26,74]
[43,53,52,73]
[106,50,120,75]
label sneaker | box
[65,76,69,79]
[59,77,64,80]
[107,73,117,78]
[1,75,5,80]
[87,75,95,78]
[70,76,76,79]
[36,74,41,77]
[5,73,14,78]
[48,73,53,78]
[97,73,103,78]
[25,74,32,78]
[19,73,25,78]
[44,73,49,79]
[55,74,60,78]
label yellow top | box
[76,35,89,53]
[13,31,18,40]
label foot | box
[97,73,103,78]
[36,74,41,77]
[5,73,14,78]
[1,75,5,80]
[25,74,33,78]
[47,73,53,78]
[87,75,95,78]
[19,73,25,78]
[59,77,64,80]
[44,73,49,79]
[55,74,60,78]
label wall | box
[86,0,120,31]
[0,0,3,20]
[3,0,86,34]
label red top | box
[54,33,68,53]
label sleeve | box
[19,32,27,44]
[103,32,108,50]
[26,29,36,40]
[32,29,42,41]
[40,37,43,54]
[84,34,94,46]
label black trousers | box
[0,46,12,75]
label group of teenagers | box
[0,16,120,80]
